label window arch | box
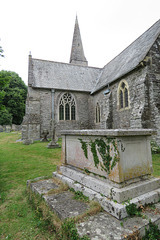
[59,93,76,120]
[118,80,130,110]
[96,103,100,123]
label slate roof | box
[31,59,102,92]
[91,19,160,94]
[31,19,160,94]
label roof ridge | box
[32,57,102,70]
[103,19,160,69]
[92,19,160,94]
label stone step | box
[53,171,160,219]
[58,165,160,203]
[76,209,160,240]
[27,176,160,239]
[27,178,89,219]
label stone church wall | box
[22,87,52,140]
[89,34,160,145]
[88,90,112,129]
[22,33,160,144]
[146,34,160,144]
[22,86,41,140]
[90,67,148,131]
[39,89,52,136]
[22,87,91,140]
[54,90,90,136]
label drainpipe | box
[47,89,60,148]
[51,89,55,120]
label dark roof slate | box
[31,20,160,94]
[31,59,102,92]
[91,19,160,94]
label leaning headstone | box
[41,129,49,142]
[5,125,11,133]
[11,124,21,131]
[11,124,16,131]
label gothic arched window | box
[59,93,76,120]
[96,103,100,123]
[118,80,129,110]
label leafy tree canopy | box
[0,108,12,125]
[0,71,27,125]
[0,71,11,110]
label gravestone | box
[41,129,49,142]
[5,125,11,133]
[53,129,160,219]
[12,124,21,131]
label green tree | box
[0,71,27,125]
[0,108,12,125]
[0,71,10,111]
[0,45,8,111]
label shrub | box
[142,220,160,240]
[0,108,12,125]
[151,141,160,154]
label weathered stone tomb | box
[53,129,160,219]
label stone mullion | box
[122,88,125,109]
[64,103,66,120]
[69,103,71,120]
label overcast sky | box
[0,0,160,85]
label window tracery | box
[59,93,76,120]
[118,81,129,110]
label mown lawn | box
[0,132,160,239]
[152,153,160,177]
[0,132,61,240]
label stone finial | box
[70,16,88,66]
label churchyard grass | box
[152,153,160,177]
[0,132,61,239]
[0,132,160,239]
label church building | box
[22,18,160,145]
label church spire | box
[70,16,88,66]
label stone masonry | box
[22,18,160,145]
